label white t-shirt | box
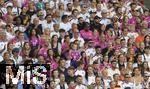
[75,84,87,89]
[143,54,150,62]
[6,32,15,41]
[70,37,84,48]
[59,22,71,32]
[121,82,134,89]
[75,69,86,84]
[11,56,23,65]
[50,31,60,38]
[85,48,96,57]
[70,18,78,24]
[13,26,26,32]
[87,75,95,85]
[107,68,120,79]
[100,18,111,26]
[42,20,55,31]
[78,12,90,22]
[127,32,139,41]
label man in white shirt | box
[121,74,134,89]
[75,61,86,84]
[59,15,71,32]
[78,4,90,22]
[94,76,103,89]
[55,73,68,89]
[0,1,7,16]
[107,61,120,79]
[100,9,111,26]
[11,48,23,65]
[70,9,79,24]
[85,41,96,57]
[142,73,150,89]
[11,0,21,16]
[127,24,138,41]
[14,31,26,49]
[75,75,87,89]
[143,46,150,62]
[42,14,55,32]
[50,23,60,37]
[70,31,84,48]
[0,30,8,56]
[91,47,103,64]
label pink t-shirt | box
[80,29,93,40]
[92,32,100,46]
[38,47,48,58]
[128,17,136,25]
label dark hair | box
[61,15,68,21]
[76,75,82,79]
[130,3,136,7]
[113,73,119,78]
[83,22,90,28]
[141,61,150,76]
[67,3,72,6]
[29,29,38,39]
[45,14,51,19]
[72,9,78,14]
[51,35,58,47]
[64,35,70,42]
[80,51,85,56]
[111,60,117,63]
[144,35,150,46]
[29,47,38,58]
[77,61,83,67]
[47,49,54,57]
[132,67,140,76]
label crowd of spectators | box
[0,0,150,89]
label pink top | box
[99,63,112,71]
[69,50,80,61]
[48,57,58,72]
[80,29,93,40]
[10,37,17,44]
[128,17,136,25]
[61,42,70,53]
[30,36,39,47]
[38,47,48,58]
[114,45,121,50]
[92,32,100,46]
[144,16,150,26]
[38,37,46,47]
[98,41,108,49]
